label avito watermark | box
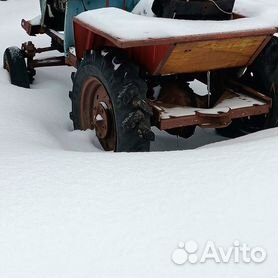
[172,240,267,265]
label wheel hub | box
[79,77,115,151]
[93,101,109,139]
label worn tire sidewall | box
[71,51,151,152]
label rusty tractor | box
[3,0,278,151]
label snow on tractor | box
[3,0,278,152]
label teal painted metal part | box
[39,0,140,53]
[64,0,85,53]
[39,0,46,25]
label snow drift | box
[0,0,277,277]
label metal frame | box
[150,84,272,130]
[20,10,276,131]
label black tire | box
[166,126,196,139]
[70,50,154,152]
[243,36,278,128]
[3,47,30,88]
[216,116,267,138]
[217,36,278,137]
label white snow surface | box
[0,0,278,278]
[77,1,278,42]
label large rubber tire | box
[217,36,278,138]
[70,50,154,152]
[244,36,278,128]
[216,116,267,138]
[3,47,30,88]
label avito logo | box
[172,240,267,265]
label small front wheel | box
[3,47,30,88]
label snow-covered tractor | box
[3,0,278,151]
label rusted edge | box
[152,103,270,130]
[32,56,65,68]
[150,81,272,130]
[21,19,44,36]
[45,29,64,48]
[229,81,272,106]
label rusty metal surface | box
[21,19,43,36]
[152,103,270,130]
[22,40,65,68]
[229,81,272,105]
[65,52,78,68]
[21,32,65,73]
[151,84,272,130]
[32,56,65,68]
[22,18,64,50]
[80,77,116,151]
[45,28,64,49]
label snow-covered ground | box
[0,1,277,277]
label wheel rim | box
[80,77,116,151]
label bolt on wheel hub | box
[93,101,109,139]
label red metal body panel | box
[73,17,277,75]
[127,45,173,75]
[73,19,174,74]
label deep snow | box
[0,1,278,278]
